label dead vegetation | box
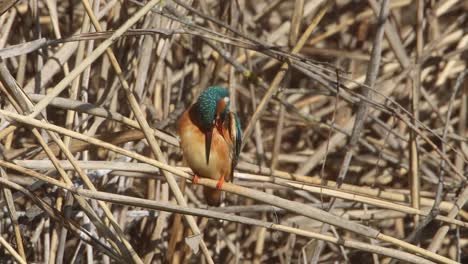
[0,0,467,263]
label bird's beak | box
[205,127,214,164]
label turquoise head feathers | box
[195,86,230,130]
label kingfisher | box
[178,86,242,206]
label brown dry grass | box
[0,0,467,263]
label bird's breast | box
[178,108,231,181]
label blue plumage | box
[196,86,229,131]
[178,85,242,206]
[231,112,242,165]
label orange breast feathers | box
[178,105,233,183]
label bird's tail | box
[203,187,222,206]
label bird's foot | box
[193,175,199,184]
[216,177,225,190]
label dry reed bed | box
[0,0,467,263]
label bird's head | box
[196,86,230,131]
[195,86,230,164]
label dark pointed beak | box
[205,127,214,164]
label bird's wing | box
[228,112,242,167]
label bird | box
[178,86,242,206]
